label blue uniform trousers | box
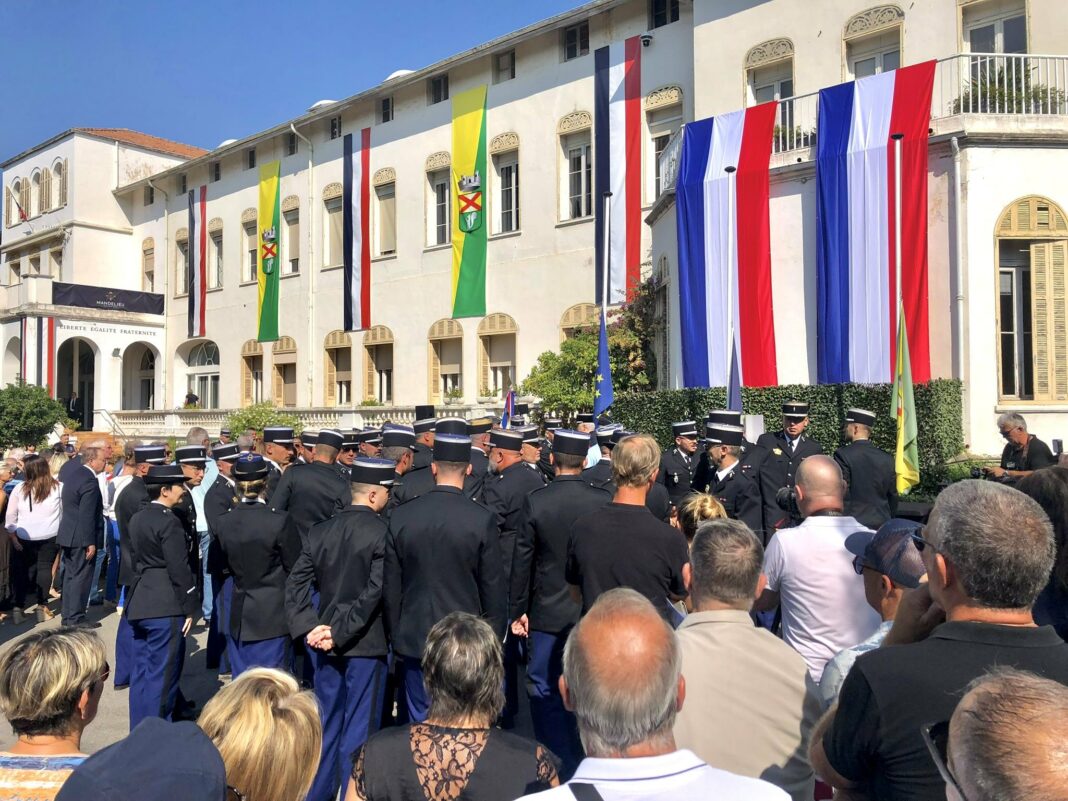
[399,657,430,723]
[205,575,230,672]
[527,629,583,778]
[104,520,120,602]
[307,653,387,801]
[113,599,134,688]
[228,635,292,678]
[129,616,186,730]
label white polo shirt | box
[514,749,787,801]
[762,515,882,680]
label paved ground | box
[0,602,535,754]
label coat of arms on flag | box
[457,171,482,233]
[260,225,278,275]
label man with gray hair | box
[985,412,1055,482]
[516,588,786,800]
[674,520,820,801]
[811,480,1068,801]
[941,668,1068,801]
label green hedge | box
[610,379,963,499]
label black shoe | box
[77,621,102,630]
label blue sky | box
[0,0,581,164]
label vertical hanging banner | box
[257,160,281,342]
[187,186,207,338]
[451,85,488,318]
[343,128,372,332]
[594,35,642,306]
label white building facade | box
[3,0,1067,456]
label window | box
[325,332,353,407]
[143,246,155,292]
[329,115,342,140]
[210,161,221,182]
[428,319,464,403]
[185,341,220,409]
[478,314,517,399]
[7,258,21,286]
[286,132,298,156]
[563,21,590,61]
[144,185,154,207]
[494,154,520,233]
[380,96,394,123]
[364,327,394,404]
[54,160,67,207]
[428,74,449,105]
[177,239,189,294]
[178,174,187,195]
[244,223,258,283]
[494,50,516,83]
[272,338,298,407]
[30,173,40,217]
[241,341,264,406]
[428,169,450,246]
[647,102,683,201]
[563,134,592,220]
[995,196,1068,402]
[650,0,680,28]
[49,249,62,280]
[965,1,1026,54]
[246,148,256,170]
[375,183,397,256]
[39,168,52,212]
[325,197,344,266]
[848,29,900,78]
[28,256,40,277]
[283,210,300,274]
[209,232,223,288]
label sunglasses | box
[852,555,874,576]
[911,530,946,558]
[922,720,969,800]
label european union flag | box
[594,308,613,417]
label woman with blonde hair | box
[676,492,727,543]
[198,667,320,801]
[0,627,107,799]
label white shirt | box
[515,750,787,801]
[105,474,133,521]
[715,462,737,483]
[5,482,64,541]
[762,515,882,680]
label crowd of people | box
[0,402,1065,801]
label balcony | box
[658,52,1068,195]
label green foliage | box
[953,66,1067,115]
[225,402,302,436]
[611,379,964,499]
[359,398,383,407]
[0,382,67,451]
[521,329,599,413]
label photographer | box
[984,413,1055,483]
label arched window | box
[240,340,264,407]
[184,341,220,409]
[477,313,517,398]
[560,303,598,341]
[53,160,67,207]
[364,326,394,403]
[844,5,904,79]
[142,238,156,292]
[30,172,40,217]
[996,196,1068,402]
[39,168,52,213]
[323,330,353,407]
[272,336,298,407]
[428,319,463,403]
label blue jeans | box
[104,520,120,602]
[198,530,213,620]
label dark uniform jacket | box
[384,486,505,658]
[172,489,199,574]
[471,447,490,477]
[269,460,349,543]
[286,505,388,657]
[264,461,283,502]
[116,476,149,586]
[659,447,698,504]
[203,474,237,580]
[835,439,898,531]
[124,503,199,621]
[56,465,104,549]
[537,443,555,483]
[708,464,764,535]
[214,501,301,641]
[510,476,611,632]
[583,460,673,521]
[391,464,483,507]
[412,443,433,471]
[751,431,824,539]
[481,461,546,584]
[691,438,759,495]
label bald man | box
[516,588,786,799]
[753,455,881,681]
[944,669,1068,801]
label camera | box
[775,486,802,526]
[639,33,653,47]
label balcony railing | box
[657,52,1068,195]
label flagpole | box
[601,191,612,317]
[724,165,737,392]
[891,133,904,348]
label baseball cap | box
[845,518,927,589]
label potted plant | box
[444,387,464,406]
[477,385,495,404]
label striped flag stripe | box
[594,37,642,305]
[343,128,372,332]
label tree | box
[225,402,302,437]
[0,382,67,451]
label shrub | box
[225,402,302,437]
[0,382,68,452]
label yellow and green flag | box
[451,85,487,318]
[892,303,920,494]
[257,160,281,342]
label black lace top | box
[352,723,559,801]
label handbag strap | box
[569,783,605,801]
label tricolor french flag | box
[816,61,935,384]
[187,186,207,339]
[676,104,779,389]
[343,128,371,332]
[594,36,641,305]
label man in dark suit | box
[384,434,504,723]
[57,444,107,627]
[751,401,824,538]
[67,391,85,429]
[660,421,700,505]
[835,408,898,531]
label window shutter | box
[40,169,51,212]
[242,357,253,407]
[365,346,376,401]
[272,364,283,404]
[59,160,68,206]
[325,349,337,407]
[430,342,441,402]
[20,181,30,216]
[1053,241,1068,400]
[479,337,490,394]
[1028,241,1068,401]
